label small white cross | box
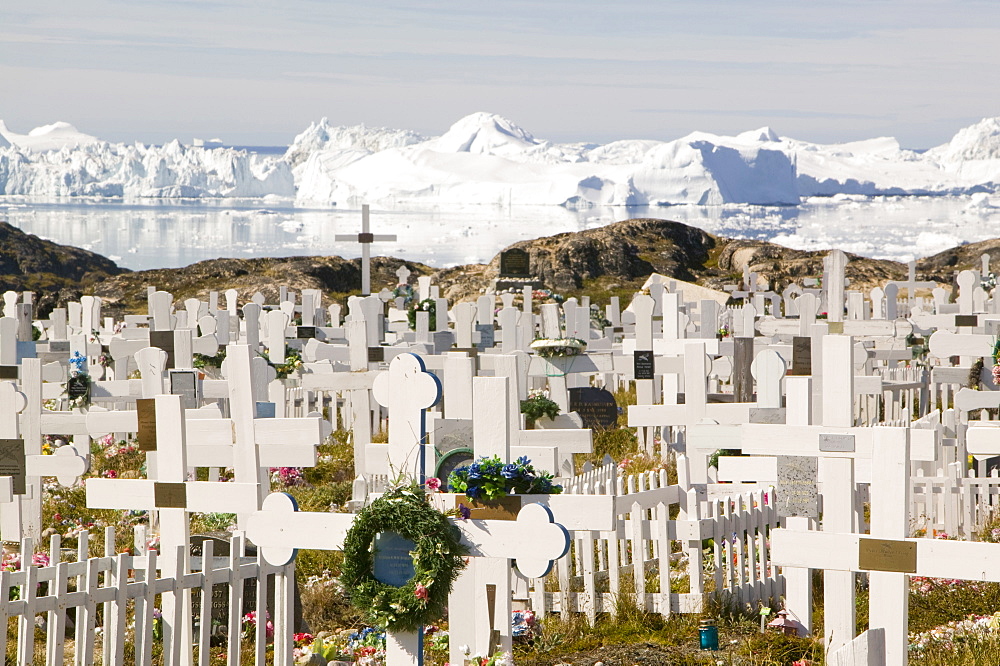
[334,205,398,296]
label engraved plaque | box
[357,232,374,244]
[634,350,655,380]
[367,347,385,363]
[858,538,917,574]
[613,326,624,334]
[372,531,416,587]
[169,370,198,409]
[154,482,187,509]
[0,439,26,495]
[49,341,70,353]
[827,321,844,334]
[0,366,18,380]
[475,324,495,349]
[296,326,316,339]
[955,314,978,327]
[67,375,90,399]
[819,433,855,452]
[137,399,157,451]
[790,337,811,376]
[569,387,619,430]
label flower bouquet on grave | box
[447,455,563,519]
[529,337,586,359]
[407,298,437,331]
[519,390,560,428]
[258,345,303,379]
[64,351,92,410]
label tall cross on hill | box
[335,204,397,296]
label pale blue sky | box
[3,0,998,148]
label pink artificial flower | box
[103,469,118,479]
[425,477,441,492]
[414,583,429,601]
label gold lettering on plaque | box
[858,537,917,574]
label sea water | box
[2,195,1000,271]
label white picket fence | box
[1,529,294,666]
[530,474,781,623]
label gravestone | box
[169,370,198,409]
[499,249,530,279]
[0,439,26,495]
[435,448,474,486]
[568,387,619,430]
[150,330,177,369]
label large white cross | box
[334,205,398,296]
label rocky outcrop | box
[0,222,127,315]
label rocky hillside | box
[0,222,127,314]
[0,217,979,315]
[434,219,909,302]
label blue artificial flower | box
[466,485,484,499]
[501,463,520,479]
[516,456,531,466]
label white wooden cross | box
[886,260,936,313]
[334,205,397,296]
[245,364,573,666]
[767,427,996,666]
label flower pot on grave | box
[441,493,523,521]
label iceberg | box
[3,113,1000,204]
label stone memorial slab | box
[634,350,654,380]
[169,370,198,409]
[568,387,619,430]
[0,439,26,494]
[49,341,70,353]
[373,531,417,587]
[499,248,530,279]
[475,324,495,349]
[776,455,818,519]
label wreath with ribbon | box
[340,486,468,632]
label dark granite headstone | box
[634,350,654,380]
[149,330,176,369]
[569,387,619,430]
[499,248,530,279]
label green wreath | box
[340,486,468,632]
